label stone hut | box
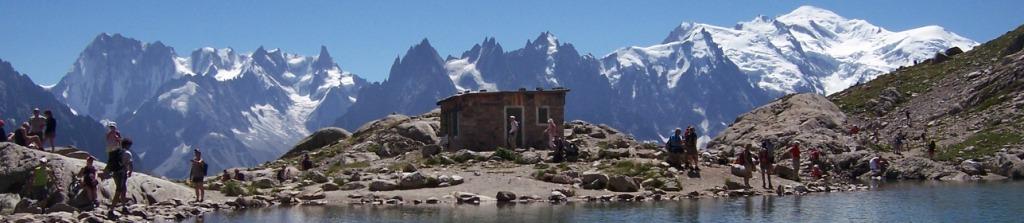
[437,88,568,151]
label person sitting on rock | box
[234,169,246,181]
[19,122,43,150]
[869,155,887,177]
[189,148,207,203]
[664,128,685,169]
[758,146,774,189]
[301,154,314,171]
[277,166,290,183]
[221,170,232,182]
[811,164,823,181]
[78,156,99,207]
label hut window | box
[537,107,549,124]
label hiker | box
[106,138,133,213]
[234,169,246,181]
[78,156,99,207]
[684,126,700,171]
[221,170,231,182]
[276,166,289,183]
[734,144,755,187]
[506,116,519,149]
[545,118,560,150]
[664,128,685,169]
[809,147,822,166]
[28,108,47,139]
[849,125,860,135]
[43,110,57,151]
[789,141,801,181]
[301,154,313,171]
[105,123,122,153]
[904,110,912,127]
[927,139,937,159]
[893,132,905,155]
[758,145,774,189]
[811,164,823,180]
[869,155,884,176]
[189,149,207,202]
[28,158,58,203]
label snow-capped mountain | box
[0,59,107,155]
[661,6,978,95]
[50,34,366,177]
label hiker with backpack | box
[927,139,937,160]
[789,141,801,182]
[733,144,755,187]
[106,138,133,213]
[189,148,208,203]
[105,123,122,153]
[684,126,700,171]
[665,128,685,169]
[301,154,313,171]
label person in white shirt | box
[506,116,519,149]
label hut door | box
[505,107,524,148]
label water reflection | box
[194,181,1024,223]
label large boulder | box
[986,152,1024,179]
[516,151,543,164]
[0,193,20,215]
[774,163,799,181]
[369,180,398,191]
[580,172,609,190]
[253,178,276,189]
[885,157,958,180]
[495,191,517,203]
[398,172,430,190]
[285,127,351,158]
[960,160,985,176]
[396,121,439,145]
[607,175,640,192]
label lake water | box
[193,181,1024,223]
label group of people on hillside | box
[727,140,832,188]
[3,108,58,151]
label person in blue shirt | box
[665,128,685,169]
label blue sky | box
[2,0,1022,85]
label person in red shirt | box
[811,164,823,180]
[789,141,801,181]
[809,147,822,166]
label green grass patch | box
[494,147,521,162]
[326,161,370,175]
[221,180,247,197]
[938,129,1024,161]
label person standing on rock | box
[789,141,801,182]
[104,123,122,154]
[506,116,519,149]
[927,140,937,160]
[0,119,6,143]
[28,158,57,204]
[665,128,685,169]
[684,126,700,171]
[189,148,207,203]
[107,138,133,213]
[301,154,313,171]
[893,132,905,155]
[43,110,57,151]
[758,146,774,189]
[545,118,560,150]
[78,156,99,207]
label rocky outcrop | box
[885,157,959,180]
[607,175,640,192]
[986,152,1024,179]
[0,143,194,208]
[284,127,351,158]
[708,93,854,156]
